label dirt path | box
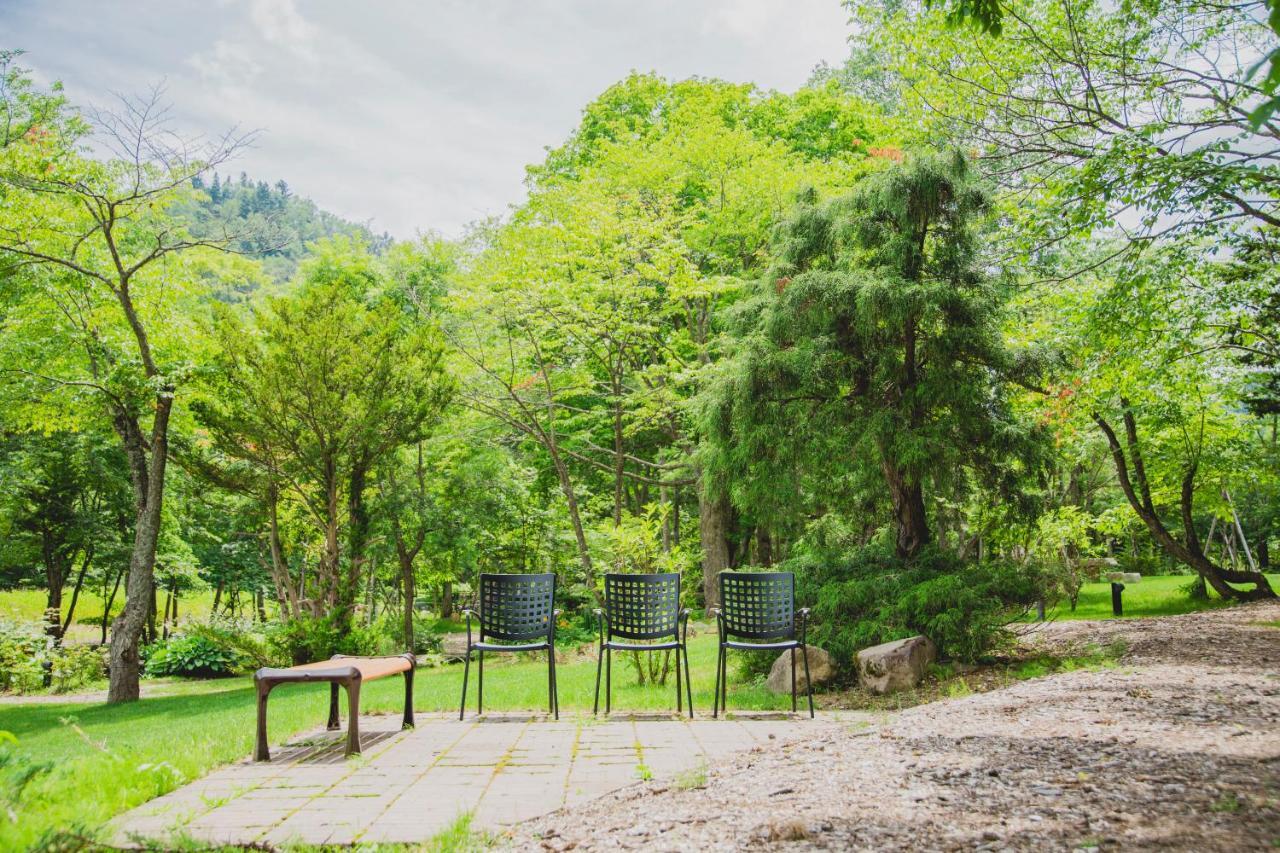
[514,602,1280,852]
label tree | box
[703,151,1045,559]
[194,240,454,630]
[0,66,255,702]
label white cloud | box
[3,0,855,238]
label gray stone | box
[765,646,835,694]
[855,635,936,694]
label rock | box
[855,635,937,694]
[765,646,835,694]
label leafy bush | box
[0,619,107,693]
[792,545,1044,664]
[267,614,385,665]
[0,620,47,694]
[144,634,242,678]
[185,618,282,669]
[49,645,106,692]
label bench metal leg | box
[254,679,273,761]
[327,683,341,730]
[402,664,415,730]
[345,677,362,757]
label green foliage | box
[0,619,106,694]
[49,645,107,692]
[266,614,383,666]
[704,151,1048,557]
[0,620,46,694]
[795,545,1043,663]
[143,634,242,679]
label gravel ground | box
[511,602,1280,852]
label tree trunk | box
[699,481,731,609]
[402,554,416,650]
[440,580,454,619]
[880,456,931,560]
[756,528,774,567]
[102,566,124,646]
[342,463,372,624]
[61,546,93,641]
[1093,407,1275,601]
[107,394,173,704]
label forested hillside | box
[183,171,389,288]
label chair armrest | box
[550,609,563,642]
[593,607,608,643]
[679,608,691,644]
[461,609,477,646]
[708,606,725,642]
[796,607,811,643]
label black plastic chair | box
[458,572,559,720]
[593,572,692,717]
[711,571,813,718]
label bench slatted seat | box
[253,653,416,761]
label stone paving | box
[113,710,845,847]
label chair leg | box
[327,683,341,730]
[791,646,797,713]
[712,645,722,718]
[683,644,694,718]
[458,649,471,721]
[803,644,814,718]
[345,679,362,757]
[675,648,682,715]
[546,646,555,717]
[593,641,604,715]
[720,645,729,714]
[550,646,559,720]
[605,647,612,715]
[478,650,484,716]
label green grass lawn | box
[1029,573,1280,622]
[0,627,783,850]
[0,588,221,644]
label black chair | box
[459,572,559,720]
[711,571,813,718]
[593,572,692,717]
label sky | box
[1,0,855,238]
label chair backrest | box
[718,571,796,640]
[604,572,680,641]
[478,573,556,642]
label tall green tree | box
[194,240,454,629]
[0,65,256,701]
[704,151,1045,559]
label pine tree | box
[704,151,1046,559]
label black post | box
[1111,582,1125,617]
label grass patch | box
[1026,574,1280,622]
[0,627,785,849]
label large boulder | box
[765,646,835,694]
[855,635,936,694]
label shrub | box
[267,614,384,665]
[0,620,46,694]
[186,619,282,669]
[792,545,1044,664]
[49,645,106,692]
[144,634,242,678]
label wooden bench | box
[253,653,415,761]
